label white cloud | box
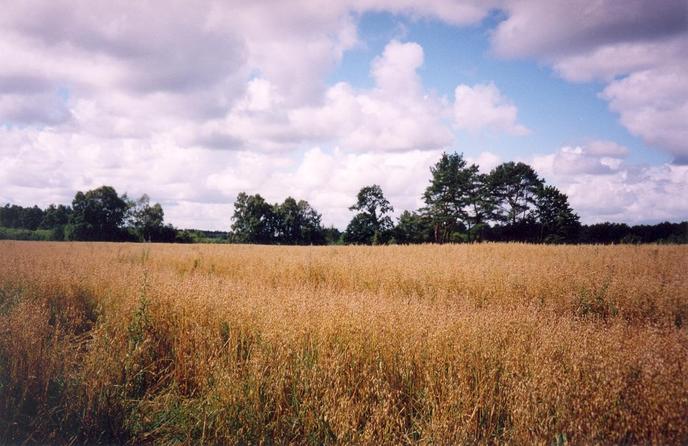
[371,40,424,95]
[0,22,466,230]
[583,140,629,158]
[490,0,688,161]
[601,62,688,164]
[237,78,282,113]
[193,40,453,153]
[262,147,445,227]
[1,0,685,230]
[532,143,688,224]
[533,146,616,177]
[530,140,631,178]
[0,125,243,215]
[491,0,686,60]
[2,117,685,228]
[467,151,501,173]
[453,83,529,135]
[201,145,447,228]
[551,37,687,83]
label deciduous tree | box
[345,185,393,244]
[67,186,129,241]
[128,194,175,242]
[535,185,581,243]
[231,192,277,244]
[393,210,433,244]
[275,197,325,245]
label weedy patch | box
[574,281,619,321]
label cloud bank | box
[0,0,685,229]
[532,142,688,224]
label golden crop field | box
[1,241,687,445]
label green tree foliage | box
[0,204,45,230]
[344,213,376,245]
[22,205,44,230]
[422,153,489,243]
[2,203,70,240]
[0,204,21,228]
[40,204,72,240]
[416,153,586,243]
[535,185,581,243]
[174,230,194,243]
[231,193,276,244]
[393,210,433,244]
[66,186,130,241]
[488,162,543,225]
[127,194,176,242]
[40,204,71,229]
[275,197,325,245]
[345,185,393,244]
[464,172,499,242]
[1,152,686,245]
[231,193,325,244]
[576,222,688,244]
[1,189,179,243]
[322,226,343,245]
[0,227,53,241]
[422,153,465,243]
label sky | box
[0,0,687,230]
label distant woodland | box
[2,153,686,245]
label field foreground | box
[1,241,687,444]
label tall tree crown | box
[345,184,393,244]
[488,161,543,224]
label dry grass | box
[0,241,687,444]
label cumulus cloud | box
[551,37,687,83]
[490,0,688,162]
[191,40,453,153]
[453,83,529,135]
[371,40,424,95]
[291,40,453,152]
[1,0,685,229]
[529,140,631,179]
[534,145,617,177]
[601,62,688,164]
[0,123,444,229]
[0,33,458,229]
[467,151,501,173]
[583,140,629,158]
[491,0,686,60]
[208,146,446,227]
[0,0,500,131]
[532,143,688,224]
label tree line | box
[0,186,186,242]
[2,152,686,244]
[230,153,686,245]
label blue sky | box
[335,11,669,166]
[0,1,686,229]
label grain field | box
[0,241,687,444]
